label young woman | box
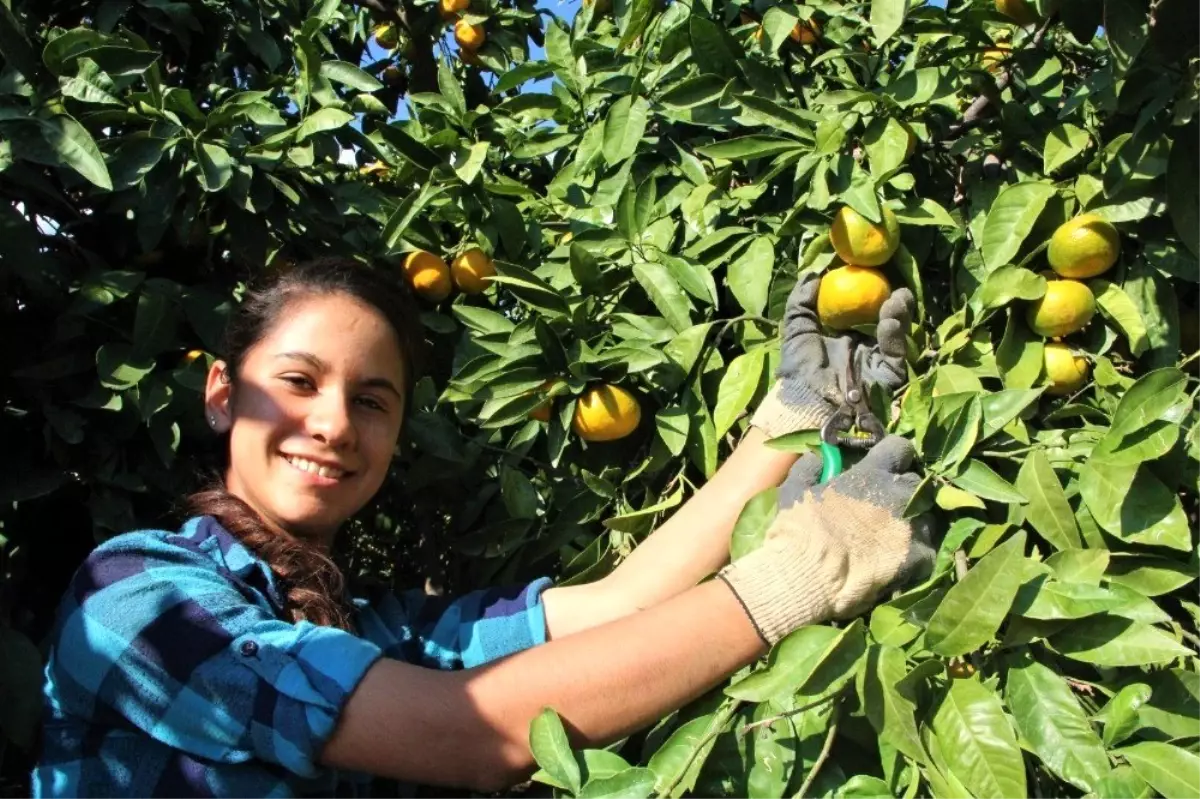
[33,258,931,797]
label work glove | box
[717,436,936,646]
[750,273,915,439]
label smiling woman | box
[32,260,931,798]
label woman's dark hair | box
[186,257,426,631]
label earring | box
[208,415,217,427]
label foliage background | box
[1,0,1198,796]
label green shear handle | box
[818,368,886,484]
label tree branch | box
[793,699,841,799]
[943,14,1056,140]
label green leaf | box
[1091,279,1150,356]
[978,266,1046,312]
[655,405,690,458]
[1102,683,1152,747]
[96,343,155,390]
[617,0,658,53]
[860,645,927,764]
[930,677,1027,799]
[437,60,467,118]
[661,74,728,109]
[1005,653,1109,793]
[318,60,382,91]
[921,393,982,472]
[996,311,1044,389]
[796,618,867,699]
[655,253,719,307]
[1043,123,1090,174]
[1016,451,1082,550]
[491,264,570,317]
[647,712,724,797]
[1118,742,1200,799]
[1105,0,1149,75]
[863,117,910,178]
[745,700,796,799]
[695,136,805,162]
[453,141,489,185]
[735,95,814,141]
[689,16,739,79]
[1079,461,1191,550]
[633,261,693,332]
[727,236,774,316]
[1166,125,1200,257]
[1013,578,1127,620]
[729,487,777,562]
[1050,615,1191,667]
[870,0,908,46]
[194,141,233,192]
[378,122,441,170]
[529,708,582,795]
[979,389,1042,442]
[1106,554,1196,596]
[39,114,112,189]
[382,183,441,250]
[949,460,1024,504]
[1093,767,1153,799]
[1046,549,1108,584]
[1095,367,1186,452]
[294,107,352,143]
[893,197,957,227]
[725,626,840,702]
[981,182,1057,271]
[602,95,650,166]
[713,350,765,438]
[926,531,1027,658]
[579,767,657,799]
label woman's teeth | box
[285,455,346,479]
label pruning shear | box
[818,358,886,484]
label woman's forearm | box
[542,428,797,638]
[322,579,765,792]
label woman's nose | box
[307,392,356,447]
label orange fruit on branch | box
[439,0,469,21]
[455,20,486,51]
[829,205,901,267]
[572,384,641,442]
[451,248,495,294]
[817,265,893,331]
[1048,214,1120,279]
[1026,279,1096,339]
[403,250,452,303]
[1043,342,1090,396]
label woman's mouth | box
[283,454,351,483]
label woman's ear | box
[204,360,233,433]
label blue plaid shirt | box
[32,515,551,797]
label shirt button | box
[240,640,259,657]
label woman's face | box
[204,292,407,544]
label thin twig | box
[793,699,841,799]
[737,693,837,735]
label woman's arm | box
[540,427,797,639]
[321,578,764,792]
[323,438,930,793]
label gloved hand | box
[717,436,935,646]
[750,273,915,439]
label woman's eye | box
[357,396,387,412]
[281,375,314,390]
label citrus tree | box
[2,0,1198,796]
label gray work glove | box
[719,436,936,646]
[750,273,915,438]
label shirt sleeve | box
[46,532,382,779]
[355,577,552,670]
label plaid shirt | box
[33,515,551,798]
